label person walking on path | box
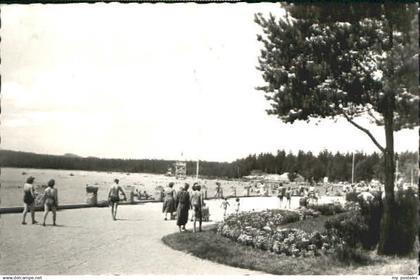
[162,182,176,220]
[190,183,204,232]
[285,186,292,209]
[22,176,38,225]
[42,179,58,226]
[175,183,190,232]
[108,179,126,221]
[221,197,230,218]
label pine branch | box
[342,111,386,153]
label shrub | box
[325,212,368,248]
[358,194,383,250]
[334,245,372,265]
[379,188,418,256]
[308,203,345,216]
[345,192,359,203]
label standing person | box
[231,185,237,197]
[235,198,240,214]
[221,198,230,218]
[42,179,58,226]
[285,186,292,209]
[162,182,176,220]
[108,179,126,221]
[191,183,204,232]
[175,183,190,232]
[215,182,223,198]
[277,186,285,208]
[22,176,37,225]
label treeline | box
[0,149,416,183]
[0,150,234,178]
[232,150,417,183]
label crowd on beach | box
[20,174,411,232]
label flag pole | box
[196,159,199,181]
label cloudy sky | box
[1,3,417,162]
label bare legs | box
[193,215,202,233]
[22,203,36,225]
[43,205,57,226]
[110,202,119,220]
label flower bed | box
[307,203,346,216]
[217,209,340,257]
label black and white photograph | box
[0,1,418,277]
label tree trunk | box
[378,114,397,255]
[378,12,399,256]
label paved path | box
[1,198,270,275]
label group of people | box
[20,176,245,230]
[277,186,292,208]
[21,176,59,226]
[162,182,205,232]
[220,197,240,218]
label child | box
[220,197,230,218]
[235,198,240,214]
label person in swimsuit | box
[108,179,126,221]
[235,198,240,214]
[42,179,58,226]
[278,186,285,208]
[285,186,292,209]
[221,197,230,218]
[22,176,37,225]
[190,183,204,232]
[215,182,223,198]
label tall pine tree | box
[255,3,418,255]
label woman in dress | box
[22,176,37,225]
[42,179,58,226]
[175,183,190,232]
[162,182,176,220]
[108,179,126,221]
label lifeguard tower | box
[174,161,187,179]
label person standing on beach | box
[285,186,292,209]
[42,179,58,226]
[215,182,223,198]
[175,183,190,232]
[277,186,285,209]
[108,179,126,221]
[162,182,176,220]
[191,183,204,232]
[22,176,37,225]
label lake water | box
[0,167,252,207]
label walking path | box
[1,197,277,275]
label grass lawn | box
[162,216,418,275]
